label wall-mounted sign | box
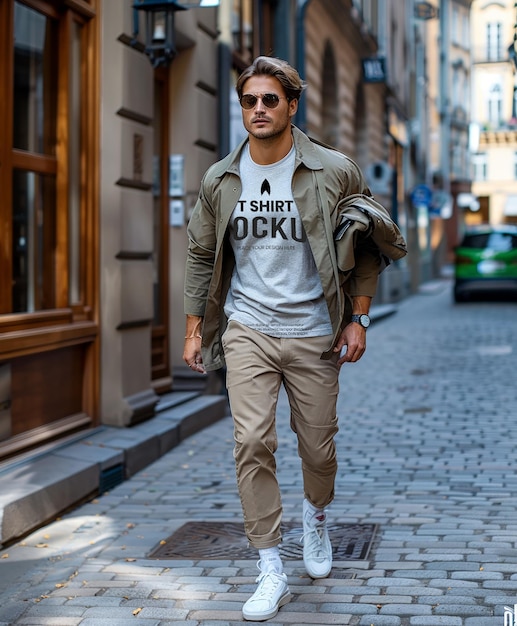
[169,154,185,197]
[170,199,185,227]
[362,57,387,83]
[410,184,433,208]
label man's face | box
[240,75,298,141]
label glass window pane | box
[13,2,58,154]
[12,170,56,313]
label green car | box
[453,225,517,302]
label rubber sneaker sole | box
[304,557,332,579]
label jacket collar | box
[211,125,326,179]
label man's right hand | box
[183,315,206,374]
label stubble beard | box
[245,117,290,143]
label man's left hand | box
[334,323,366,366]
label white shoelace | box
[302,521,329,561]
[252,568,285,601]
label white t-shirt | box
[224,144,332,338]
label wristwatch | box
[350,314,371,329]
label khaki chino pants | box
[222,320,340,549]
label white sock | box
[259,547,283,573]
[304,498,326,521]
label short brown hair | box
[236,56,307,102]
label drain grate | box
[99,464,125,493]
[148,521,377,560]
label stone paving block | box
[410,618,463,625]
[359,617,401,626]
[16,616,82,626]
[77,616,159,626]
[320,602,377,614]
[379,604,432,615]
[434,604,493,616]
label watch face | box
[360,314,371,328]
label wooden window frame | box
[0,0,99,343]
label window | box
[472,153,488,181]
[231,0,254,65]
[514,152,517,179]
[486,22,502,61]
[0,0,99,455]
[0,0,95,320]
[487,81,502,127]
[452,5,459,45]
[12,3,59,312]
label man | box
[184,56,389,621]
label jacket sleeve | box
[346,240,381,297]
[184,177,217,317]
[342,161,380,297]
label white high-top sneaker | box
[301,498,332,579]
[242,560,291,621]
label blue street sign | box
[410,184,433,208]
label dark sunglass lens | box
[263,94,280,108]
[240,94,257,109]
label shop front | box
[0,0,100,460]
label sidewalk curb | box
[0,392,229,548]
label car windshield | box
[462,232,517,252]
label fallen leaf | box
[125,558,136,562]
[35,543,49,548]
[1,554,8,559]
[132,608,142,616]
[126,523,135,529]
[55,583,66,589]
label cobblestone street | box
[1,278,517,625]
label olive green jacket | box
[185,125,382,371]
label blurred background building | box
[470,0,517,227]
[2,0,509,464]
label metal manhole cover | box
[148,521,377,560]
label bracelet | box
[184,334,202,339]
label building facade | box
[0,0,220,460]
[426,0,474,267]
[470,0,517,226]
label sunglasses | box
[239,92,288,110]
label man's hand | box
[183,315,206,374]
[334,323,366,366]
[334,295,371,366]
